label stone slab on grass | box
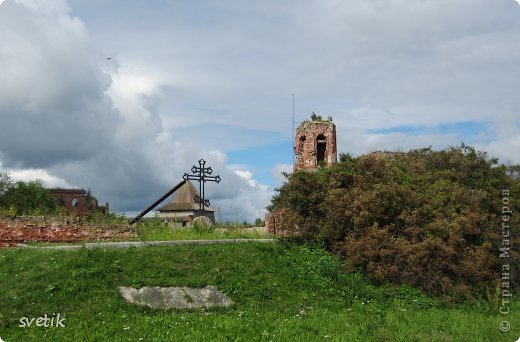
[119,285,232,310]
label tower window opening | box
[298,135,306,149]
[316,134,327,164]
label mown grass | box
[0,242,518,341]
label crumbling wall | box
[0,217,138,248]
[264,209,294,237]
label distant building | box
[47,189,108,216]
[157,180,215,226]
[294,118,337,171]
[48,189,89,215]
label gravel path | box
[17,239,277,250]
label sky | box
[0,0,519,222]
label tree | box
[0,172,13,206]
[0,175,61,216]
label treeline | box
[0,172,63,217]
[268,145,520,301]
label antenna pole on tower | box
[292,93,295,169]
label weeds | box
[135,218,271,241]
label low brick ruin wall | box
[0,217,138,248]
[264,209,291,236]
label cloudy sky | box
[1,0,519,221]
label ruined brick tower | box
[294,119,337,171]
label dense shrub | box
[0,172,62,216]
[268,145,520,301]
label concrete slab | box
[118,286,232,310]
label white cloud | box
[0,0,118,168]
[7,168,71,188]
[1,0,519,223]
[271,164,292,185]
[234,170,256,187]
[0,0,275,222]
[76,0,519,156]
[477,111,520,164]
[214,169,272,222]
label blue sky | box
[227,140,293,187]
[0,0,519,221]
[368,121,494,143]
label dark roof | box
[157,180,215,212]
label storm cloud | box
[1,0,519,220]
[0,0,272,220]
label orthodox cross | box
[183,159,221,211]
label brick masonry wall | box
[294,120,337,171]
[264,210,290,236]
[0,217,138,248]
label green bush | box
[268,145,520,301]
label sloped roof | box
[157,180,215,212]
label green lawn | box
[0,242,518,341]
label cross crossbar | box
[182,159,221,211]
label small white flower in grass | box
[123,325,129,330]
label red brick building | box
[294,119,337,171]
[47,189,99,216]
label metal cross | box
[182,159,221,211]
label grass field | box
[135,222,270,241]
[0,242,518,341]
